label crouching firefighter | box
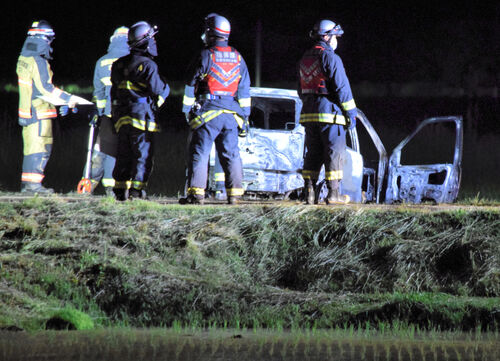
[110,21,170,201]
[298,19,357,205]
[16,20,78,194]
[180,13,251,205]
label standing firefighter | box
[80,26,130,195]
[298,19,357,204]
[16,20,78,194]
[180,13,251,205]
[110,21,170,201]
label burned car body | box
[207,87,463,204]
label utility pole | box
[255,19,262,87]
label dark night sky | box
[3,1,499,87]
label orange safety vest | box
[202,46,241,97]
[299,45,329,95]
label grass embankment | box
[0,196,499,332]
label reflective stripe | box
[19,109,32,118]
[157,95,165,107]
[132,180,147,190]
[21,172,44,183]
[183,94,195,107]
[214,172,225,182]
[226,188,244,196]
[36,109,57,118]
[96,99,107,109]
[341,99,356,111]
[325,170,343,180]
[302,170,320,180]
[188,187,205,196]
[102,76,112,86]
[100,58,118,67]
[189,109,241,130]
[238,97,251,108]
[114,181,128,189]
[114,116,160,132]
[101,178,115,187]
[118,80,146,91]
[18,78,32,87]
[299,113,346,125]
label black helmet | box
[201,13,230,44]
[128,21,158,49]
[309,19,343,39]
[27,20,55,43]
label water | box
[1,328,499,361]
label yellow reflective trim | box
[96,99,106,108]
[188,187,205,195]
[299,113,346,125]
[325,170,343,180]
[214,172,225,182]
[183,95,195,106]
[132,180,147,189]
[189,109,240,130]
[238,97,251,108]
[226,188,244,196]
[100,58,118,67]
[101,178,115,187]
[114,116,160,133]
[118,81,145,91]
[102,76,112,86]
[302,170,320,180]
[114,181,128,189]
[157,96,165,107]
[341,99,356,111]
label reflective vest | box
[200,46,241,97]
[299,45,328,95]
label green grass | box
[0,198,499,332]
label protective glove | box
[59,105,78,117]
[238,117,250,137]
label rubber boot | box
[128,188,147,200]
[227,195,240,205]
[113,188,128,201]
[21,182,54,195]
[326,180,349,205]
[179,194,204,205]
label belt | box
[197,94,235,100]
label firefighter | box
[16,20,78,194]
[79,26,130,196]
[110,21,170,201]
[180,13,251,205]
[298,19,357,205]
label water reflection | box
[1,328,499,361]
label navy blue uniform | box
[110,49,169,195]
[298,40,357,183]
[182,39,251,200]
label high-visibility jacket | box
[93,37,130,116]
[16,37,73,126]
[110,50,170,133]
[298,40,357,125]
[182,40,251,129]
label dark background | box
[1,1,499,198]
[2,1,499,86]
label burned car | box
[207,87,463,204]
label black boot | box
[113,188,128,201]
[128,188,147,200]
[179,194,204,205]
[21,182,54,195]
